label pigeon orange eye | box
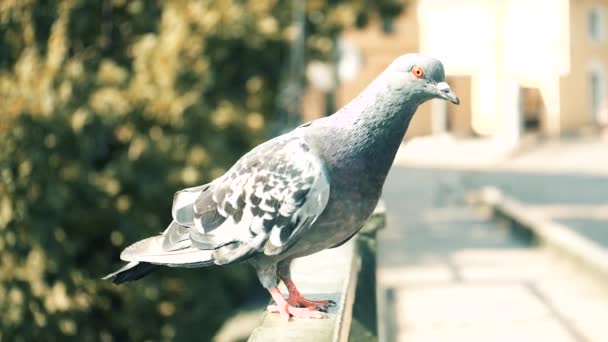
[412,66,424,78]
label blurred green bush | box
[0,0,402,340]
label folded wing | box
[122,135,330,266]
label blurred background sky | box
[1,0,608,341]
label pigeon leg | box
[282,278,336,312]
[266,288,325,320]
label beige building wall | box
[419,0,570,139]
[502,0,571,137]
[447,76,473,135]
[560,0,608,133]
[302,0,608,140]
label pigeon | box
[104,54,459,320]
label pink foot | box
[267,288,326,320]
[287,296,336,311]
[283,278,336,312]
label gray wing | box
[169,135,330,265]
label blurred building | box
[304,0,608,146]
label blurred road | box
[378,167,608,341]
[392,136,608,247]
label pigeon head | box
[384,54,460,105]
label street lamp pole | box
[279,0,306,130]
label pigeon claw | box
[287,297,336,312]
[281,278,336,312]
[267,287,326,320]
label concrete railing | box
[248,202,386,342]
[470,186,608,285]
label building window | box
[382,16,394,34]
[590,70,603,120]
[588,8,603,41]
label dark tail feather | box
[103,261,160,285]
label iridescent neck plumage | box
[318,72,419,179]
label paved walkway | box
[395,135,608,176]
[379,167,608,341]
[501,139,608,176]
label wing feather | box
[167,135,330,265]
[124,135,330,267]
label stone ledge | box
[248,201,385,342]
[470,186,608,284]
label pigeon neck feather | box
[323,71,419,175]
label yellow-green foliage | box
[0,0,402,340]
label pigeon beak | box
[436,82,460,105]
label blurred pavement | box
[395,135,608,176]
[379,139,608,341]
[394,135,608,246]
[394,134,515,169]
[501,138,608,176]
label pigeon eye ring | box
[412,66,424,78]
